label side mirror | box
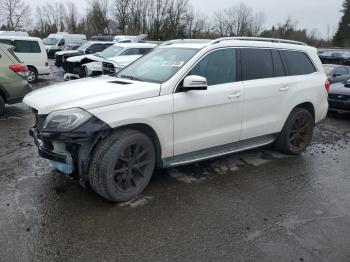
[182,75,207,91]
[333,73,342,77]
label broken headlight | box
[43,108,92,132]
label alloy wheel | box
[288,115,312,151]
[114,143,152,192]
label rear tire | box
[0,96,5,116]
[27,67,38,83]
[274,108,314,155]
[88,129,156,202]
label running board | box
[162,134,277,168]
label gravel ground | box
[0,61,350,261]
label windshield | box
[43,37,60,45]
[77,42,91,51]
[117,47,198,83]
[97,46,123,58]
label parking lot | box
[0,61,349,261]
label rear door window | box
[190,48,236,86]
[272,50,286,77]
[241,48,274,81]
[282,50,316,76]
[13,40,41,53]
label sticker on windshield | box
[161,61,184,67]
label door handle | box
[228,92,241,99]
[280,86,289,92]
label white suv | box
[24,37,329,202]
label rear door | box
[240,48,290,140]
[13,40,42,67]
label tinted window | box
[190,48,236,86]
[0,39,12,46]
[282,50,316,76]
[139,48,152,55]
[272,50,286,77]
[121,48,153,56]
[86,44,105,53]
[122,48,141,56]
[14,40,41,53]
[335,67,349,75]
[241,48,274,81]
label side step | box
[162,134,277,168]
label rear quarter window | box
[14,40,41,53]
[282,50,316,76]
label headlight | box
[43,108,92,132]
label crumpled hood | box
[55,50,80,56]
[23,76,161,114]
[67,54,100,63]
[329,83,350,96]
[108,55,141,66]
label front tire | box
[88,129,156,202]
[274,108,314,155]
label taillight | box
[325,80,330,93]
[45,61,49,67]
[9,64,27,77]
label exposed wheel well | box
[293,102,315,123]
[114,124,162,167]
[27,65,38,73]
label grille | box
[55,55,63,67]
[328,94,350,101]
[102,61,116,75]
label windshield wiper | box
[119,75,144,82]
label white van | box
[0,36,49,83]
[0,31,29,37]
[43,33,87,58]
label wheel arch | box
[292,102,315,123]
[27,65,38,72]
[113,123,163,168]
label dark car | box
[90,35,115,41]
[324,64,350,84]
[54,41,115,68]
[319,50,350,65]
[328,80,350,113]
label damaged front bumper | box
[29,115,111,186]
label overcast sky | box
[31,0,343,38]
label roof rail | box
[159,39,212,47]
[210,37,308,46]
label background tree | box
[334,0,350,46]
[0,0,31,31]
